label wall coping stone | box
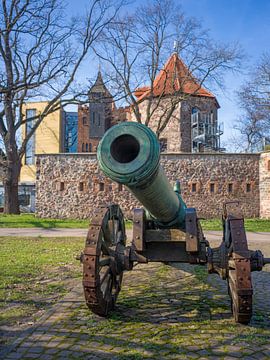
[36,152,262,158]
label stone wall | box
[260,152,270,218]
[36,152,262,220]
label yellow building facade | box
[20,102,64,183]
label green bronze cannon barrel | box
[97,122,186,227]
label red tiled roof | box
[135,53,218,104]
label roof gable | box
[135,53,218,105]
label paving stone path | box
[1,241,270,360]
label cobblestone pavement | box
[1,241,270,360]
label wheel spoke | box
[99,257,110,267]
[100,266,111,285]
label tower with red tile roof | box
[132,52,222,152]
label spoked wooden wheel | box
[226,217,253,324]
[82,204,126,316]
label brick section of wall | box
[36,153,261,220]
[259,152,270,218]
[77,105,90,152]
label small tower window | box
[192,107,199,114]
[83,117,87,125]
[89,143,92,152]
[92,112,96,124]
[159,138,167,152]
[192,183,197,193]
[86,143,88,152]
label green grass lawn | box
[0,236,84,330]
[0,213,269,231]
[0,213,90,228]
[201,218,270,232]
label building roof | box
[135,53,219,106]
[88,71,112,96]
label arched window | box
[192,107,199,114]
[82,143,85,152]
[89,143,92,152]
[86,143,88,152]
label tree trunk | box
[4,158,21,214]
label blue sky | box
[67,0,270,149]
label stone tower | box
[78,71,115,152]
[132,53,221,153]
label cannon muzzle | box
[97,122,186,227]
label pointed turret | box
[134,53,219,107]
[88,71,113,102]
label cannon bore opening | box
[110,134,140,163]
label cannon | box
[81,122,270,324]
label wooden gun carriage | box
[81,122,269,324]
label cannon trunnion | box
[81,122,269,324]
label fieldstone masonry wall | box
[36,152,268,219]
[259,151,270,218]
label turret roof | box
[89,71,112,96]
[135,53,219,107]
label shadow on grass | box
[1,260,270,359]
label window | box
[89,143,92,152]
[18,194,30,206]
[83,117,87,125]
[82,143,85,152]
[68,131,72,147]
[210,183,215,193]
[192,183,197,193]
[99,183,104,191]
[97,113,101,126]
[159,138,167,152]
[91,111,96,124]
[86,143,88,152]
[79,182,84,191]
[192,107,199,114]
[246,183,251,193]
[228,183,233,193]
[25,109,36,165]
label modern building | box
[64,111,78,153]
[16,101,65,211]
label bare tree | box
[234,53,270,152]
[0,0,123,213]
[95,0,242,138]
